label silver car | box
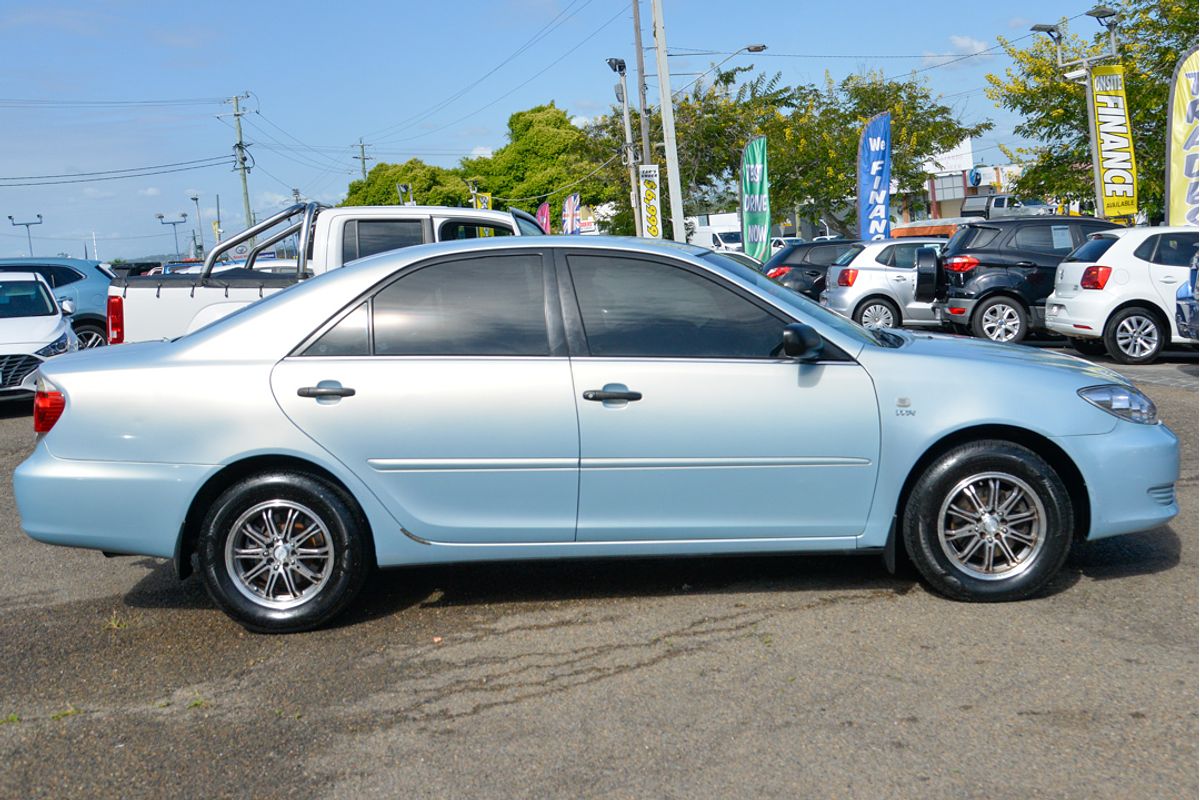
[820,238,944,329]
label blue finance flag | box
[857,112,892,240]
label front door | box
[562,252,881,542]
[1143,232,1199,315]
[272,250,579,544]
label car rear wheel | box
[1068,337,1107,356]
[1103,307,1166,365]
[902,441,1073,602]
[73,323,107,349]
[198,471,370,633]
[972,297,1029,343]
[854,298,901,330]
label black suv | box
[763,240,861,300]
[924,217,1119,342]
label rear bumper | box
[14,443,215,558]
[937,297,976,325]
[1045,292,1108,339]
[1052,421,1180,541]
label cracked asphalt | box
[1,350,1195,799]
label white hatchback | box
[1045,227,1198,364]
[0,272,79,395]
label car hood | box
[0,314,64,347]
[894,330,1130,385]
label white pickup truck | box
[107,203,546,344]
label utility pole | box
[92,231,99,260]
[292,188,302,204]
[650,0,686,242]
[631,0,652,164]
[7,214,42,256]
[226,93,255,229]
[190,194,204,258]
[215,194,222,242]
[354,138,373,181]
[608,58,642,236]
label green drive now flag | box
[740,135,770,261]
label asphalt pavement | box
[0,348,1196,799]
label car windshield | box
[0,281,55,318]
[833,245,865,266]
[716,231,742,244]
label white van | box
[690,226,743,252]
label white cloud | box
[138,187,161,197]
[82,186,116,199]
[922,35,993,69]
[470,145,494,158]
[1008,17,1032,30]
[571,115,596,128]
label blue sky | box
[0,0,1094,259]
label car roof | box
[0,257,100,268]
[963,216,1114,227]
[0,271,49,284]
[1098,225,1197,239]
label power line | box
[1,155,230,181]
[1,158,233,187]
[0,96,223,109]
[367,0,599,140]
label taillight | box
[33,380,65,434]
[1080,265,1112,290]
[766,266,792,280]
[107,295,124,344]
[837,269,858,287]
[944,255,979,273]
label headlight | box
[1078,384,1158,424]
[35,332,70,358]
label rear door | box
[1005,222,1077,304]
[271,249,580,544]
[1143,232,1200,314]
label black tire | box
[72,322,107,349]
[854,297,902,330]
[902,440,1073,602]
[971,296,1029,343]
[1068,337,1108,356]
[1103,306,1167,365]
[198,471,370,633]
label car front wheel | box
[972,297,1028,343]
[903,441,1073,602]
[198,471,370,633]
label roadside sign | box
[638,165,662,239]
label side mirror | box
[781,323,824,361]
[59,299,76,316]
[914,248,940,303]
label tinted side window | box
[303,302,369,357]
[342,219,425,263]
[947,226,1001,251]
[568,255,784,359]
[808,245,846,265]
[50,266,84,286]
[373,254,547,356]
[890,243,927,268]
[1150,233,1198,266]
[438,220,514,240]
[515,216,545,236]
[1013,224,1074,255]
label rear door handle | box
[583,389,642,402]
[298,386,356,398]
[1015,261,1037,267]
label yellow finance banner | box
[1089,65,1138,218]
[1166,46,1199,226]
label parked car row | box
[808,217,1198,364]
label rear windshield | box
[716,231,742,244]
[946,225,1001,252]
[833,245,865,266]
[1065,235,1118,263]
[0,281,56,318]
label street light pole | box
[190,194,204,258]
[1032,6,1121,218]
[7,214,42,256]
[608,58,642,237]
[156,213,188,261]
[650,0,686,242]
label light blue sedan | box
[14,238,1180,632]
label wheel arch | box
[970,290,1030,318]
[1104,299,1171,335]
[69,313,106,328]
[852,293,901,321]
[173,454,377,579]
[890,424,1091,566]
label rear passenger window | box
[303,302,369,357]
[342,219,425,263]
[1150,233,1198,266]
[890,243,927,268]
[1013,224,1074,255]
[48,266,84,287]
[438,220,513,240]
[948,226,1001,250]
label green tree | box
[985,0,1196,220]
[342,159,470,207]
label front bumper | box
[1052,420,1180,540]
[14,442,216,558]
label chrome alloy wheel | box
[1114,314,1159,360]
[859,303,896,329]
[224,500,334,610]
[78,330,106,349]
[937,472,1046,581]
[980,303,1021,342]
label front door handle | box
[298,385,356,398]
[583,389,642,402]
[1015,261,1037,267]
